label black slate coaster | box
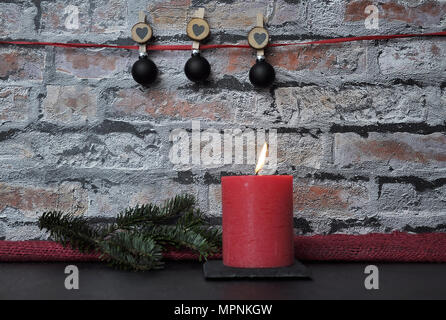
[203,260,311,279]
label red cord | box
[0,31,445,51]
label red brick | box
[55,48,130,79]
[148,0,190,30]
[335,132,446,169]
[42,85,98,124]
[269,44,365,74]
[0,183,87,215]
[294,182,369,212]
[0,48,45,81]
[0,87,30,124]
[223,48,251,74]
[206,3,263,30]
[109,88,234,122]
[345,0,446,26]
[148,0,264,31]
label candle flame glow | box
[255,142,268,175]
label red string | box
[0,32,445,51]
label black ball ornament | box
[184,53,211,82]
[131,55,158,86]
[249,59,275,88]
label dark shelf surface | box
[1,261,445,300]
[203,259,311,279]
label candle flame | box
[255,142,268,175]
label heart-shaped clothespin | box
[186,8,210,47]
[131,11,153,51]
[248,13,275,87]
[184,8,211,83]
[248,13,269,54]
[131,11,158,86]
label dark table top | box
[0,261,445,300]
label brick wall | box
[0,0,445,240]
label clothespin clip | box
[131,11,153,56]
[186,8,210,51]
[248,13,269,57]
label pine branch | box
[190,225,222,250]
[159,194,196,221]
[98,231,164,271]
[114,194,196,229]
[176,207,206,229]
[38,194,222,271]
[144,225,219,261]
[38,211,99,252]
[114,204,159,230]
[175,208,222,250]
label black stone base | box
[203,259,311,279]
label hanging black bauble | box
[249,59,275,88]
[131,55,158,86]
[184,52,211,82]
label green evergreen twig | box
[38,194,221,271]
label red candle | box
[222,175,294,268]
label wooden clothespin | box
[131,10,153,55]
[186,8,210,51]
[248,13,269,57]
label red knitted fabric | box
[1,232,446,262]
[0,241,101,262]
[293,232,446,262]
